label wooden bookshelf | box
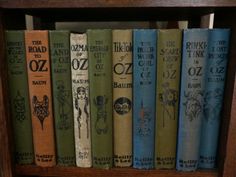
[1,1,236,177]
[15,165,218,177]
[1,0,236,8]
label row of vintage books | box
[6,28,230,171]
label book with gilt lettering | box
[25,30,56,167]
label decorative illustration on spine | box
[155,29,182,169]
[5,31,34,164]
[25,30,56,167]
[87,29,113,169]
[199,29,230,169]
[176,29,208,171]
[133,29,157,169]
[113,30,133,167]
[70,33,92,167]
[49,31,75,166]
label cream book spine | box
[70,33,92,167]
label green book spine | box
[87,29,113,169]
[49,31,75,166]
[5,30,34,164]
[155,29,182,169]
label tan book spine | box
[112,30,132,167]
[25,30,56,167]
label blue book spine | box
[133,29,157,169]
[199,29,230,169]
[176,29,208,171]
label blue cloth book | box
[133,29,157,169]
[199,29,230,169]
[176,29,208,171]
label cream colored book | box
[70,33,92,167]
[112,30,132,167]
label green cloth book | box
[49,30,75,166]
[5,30,34,164]
[155,29,182,169]
[87,29,113,169]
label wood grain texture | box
[1,0,236,8]
[15,165,218,177]
[214,11,236,177]
[1,8,232,23]
[14,8,210,22]
[221,79,236,177]
[0,11,13,177]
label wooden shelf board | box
[1,0,236,9]
[15,165,218,177]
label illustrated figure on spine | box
[183,91,203,122]
[32,95,49,130]
[56,80,71,130]
[14,90,26,122]
[93,95,108,134]
[159,82,178,127]
[204,89,223,123]
[75,86,89,138]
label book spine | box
[176,29,208,171]
[155,29,182,169]
[112,30,132,167]
[5,31,34,164]
[25,30,56,167]
[49,31,75,166]
[70,33,92,167]
[133,29,157,169]
[87,29,113,169]
[199,29,230,169]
